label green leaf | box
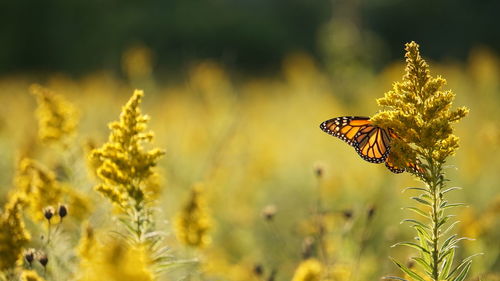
[437,215,451,228]
[403,187,430,194]
[439,248,455,280]
[402,219,430,230]
[383,277,410,281]
[390,258,427,281]
[450,261,472,281]
[391,242,430,254]
[440,234,457,252]
[441,187,462,194]
[404,207,430,218]
[442,221,461,236]
[411,257,433,274]
[411,197,432,206]
[442,203,467,210]
[446,254,482,280]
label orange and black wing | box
[319,116,390,163]
[385,154,425,175]
[320,116,372,146]
[352,123,391,163]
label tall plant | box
[373,42,473,281]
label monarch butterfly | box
[319,116,422,174]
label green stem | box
[427,155,442,281]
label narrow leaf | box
[411,197,432,206]
[390,258,427,281]
[404,207,430,218]
[403,187,430,194]
[411,257,433,273]
[442,221,461,236]
[442,187,462,194]
[442,203,467,210]
[439,248,455,280]
[451,261,472,281]
[391,242,430,254]
[383,277,410,281]
[402,219,430,230]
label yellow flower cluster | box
[31,84,78,144]
[175,184,211,248]
[76,224,155,281]
[14,158,64,221]
[371,41,469,167]
[90,90,165,209]
[0,194,31,271]
[291,259,323,281]
[20,270,45,281]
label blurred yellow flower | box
[175,184,212,248]
[20,270,45,281]
[76,226,154,281]
[30,84,78,144]
[0,193,31,271]
[90,90,165,210]
[291,258,323,281]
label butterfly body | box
[319,116,421,175]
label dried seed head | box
[43,206,55,221]
[301,236,315,259]
[313,163,324,178]
[342,209,353,220]
[253,264,264,276]
[367,205,376,220]
[24,248,36,264]
[58,204,68,218]
[37,252,48,267]
[262,204,277,221]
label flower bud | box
[37,252,48,267]
[58,204,68,218]
[43,206,54,221]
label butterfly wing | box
[385,154,424,175]
[320,116,371,146]
[320,116,390,163]
[353,124,391,163]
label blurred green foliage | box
[1,0,499,75]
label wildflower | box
[0,193,31,271]
[291,259,323,281]
[371,41,468,169]
[30,84,78,144]
[77,224,96,261]
[376,42,470,281]
[77,233,155,281]
[175,184,212,248]
[14,158,63,221]
[90,90,165,210]
[20,270,46,281]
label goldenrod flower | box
[0,193,31,271]
[371,41,468,169]
[76,226,154,281]
[90,90,165,209]
[175,184,211,248]
[14,158,62,221]
[291,259,323,281]
[20,270,46,281]
[30,84,78,144]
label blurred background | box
[0,0,499,280]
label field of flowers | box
[0,44,498,281]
